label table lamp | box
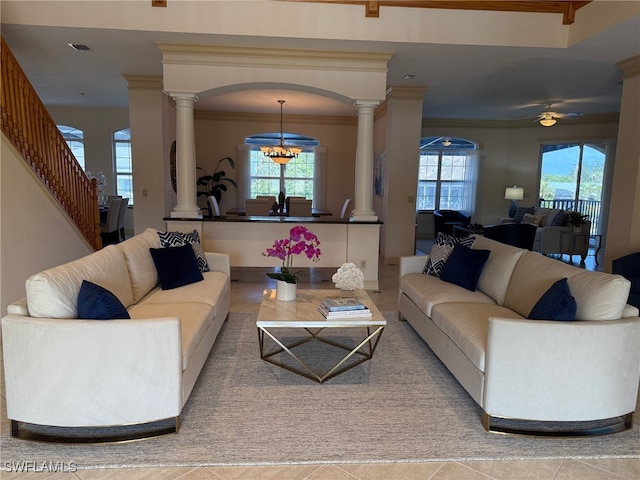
[505,186,524,218]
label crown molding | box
[618,55,640,80]
[123,75,164,91]
[157,43,393,73]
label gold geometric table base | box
[258,326,384,383]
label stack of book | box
[317,297,372,319]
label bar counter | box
[165,215,382,289]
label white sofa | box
[1,228,230,442]
[399,235,640,434]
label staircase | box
[0,37,102,250]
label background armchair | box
[433,210,471,236]
[612,252,640,309]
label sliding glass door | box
[539,142,606,235]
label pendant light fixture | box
[260,100,302,164]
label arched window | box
[57,125,85,169]
[245,133,319,200]
[417,136,478,213]
[113,128,133,203]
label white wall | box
[1,136,92,313]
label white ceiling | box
[2,6,639,122]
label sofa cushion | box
[533,207,551,225]
[505,251,631,320]
[471,235,526,306]
[400,273,495,317]
[128,302,213,371]
[431,303,524,372]
[522,213,544,226]
[424,233,475,277]
[528,278,577,320]
[549,210,568,226]
[542,208,565,227]
[440,245,490,291]
[116,228,162,304]
[157,230,209,273]
[26,245,133,318]
[150,245,204,290]
[77,280,130,320]
[513,206,534,223]
[140,271,230,318]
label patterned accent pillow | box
[157,230,209,273]
[522,213,544,226]
[424,233,475,277]
[513,206,534,223]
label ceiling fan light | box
[540,118,556,127]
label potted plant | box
[262,226,322,301]
[567,211,588,232]
[196,156,237,210]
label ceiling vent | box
[68,44,91,52]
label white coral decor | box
[332,262,364,291]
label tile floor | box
[2,255,639,479]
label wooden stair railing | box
[1,37,102,250]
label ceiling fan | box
[535,103,582,127]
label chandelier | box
[260,100,302,164]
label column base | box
[351,213,378,222]
[170,209,202,219]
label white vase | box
[276,280,297,301]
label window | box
[246,133,319,200]
[539,142,606,234]
[57,125,85,169]
[417,137,478,212]
[113,128,133,203]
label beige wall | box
[1,137,92,313]
[421,119,619,227]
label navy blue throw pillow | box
[150,244,204,290]
[439,245,491,291]
[528,278,577,321]
[77,280,130,320]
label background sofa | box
[503,206,592,260]
[399,235,640,434]
[1,228,230,442]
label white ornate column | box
[170,93,201,218]
[352,100,380,222]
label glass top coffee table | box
[257,289,386,383]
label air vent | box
[68,44,91,52]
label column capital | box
[169,92,198,105]
[354,100,380,111]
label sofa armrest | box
[205,252,230,277]
[484,317,640,422]
[399,255,429,277]
[1,314,183,427]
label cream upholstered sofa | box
[399,235,640,434]
[1,228,230,442]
